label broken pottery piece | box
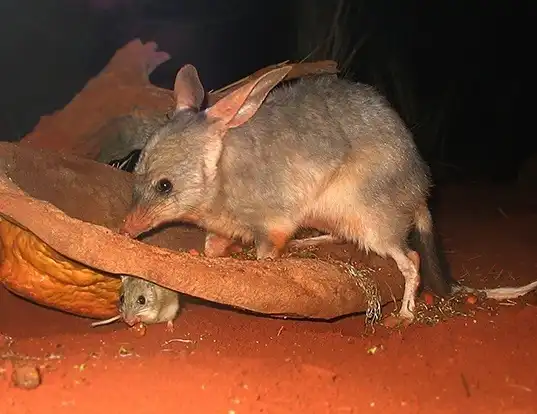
[0,142,404,320]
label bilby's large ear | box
[173,64,205,112]
[204,65,292,130]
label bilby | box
[119,63,453,325]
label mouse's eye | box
[119,294,124,305]
[137,295,146,305]
[155,178,173,194]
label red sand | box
[1,182,537,414]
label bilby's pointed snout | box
[120,207,154,238]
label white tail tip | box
[91,315,121,327]
[482,280,537,300]
[454,279,537,301]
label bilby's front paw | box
[165,320,175,333]
[204,233,242,257]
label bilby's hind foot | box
[375,246,421,329]
[407,250,420,273]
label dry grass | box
[414,292,476,326]
[295,0,368,76]
[343,263,382,326]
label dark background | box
[0,0,532,183]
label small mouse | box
[117,275,181,332]
[91,275,181,331]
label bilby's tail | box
[409,203,454,296]
[409,205,537,301]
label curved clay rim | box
[0,142,404,320]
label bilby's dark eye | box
[119,294,124,305]
[156,178,173,194]
[137,295,146,305]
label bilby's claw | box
[165,320,175,333]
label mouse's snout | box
[122,315,140,327]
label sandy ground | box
[1,182,537,414]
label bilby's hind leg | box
[387,247,421,321]
[348,211,421,327]
[255,220,297,259]
[407,250,420,271]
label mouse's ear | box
[119,275,126,282]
